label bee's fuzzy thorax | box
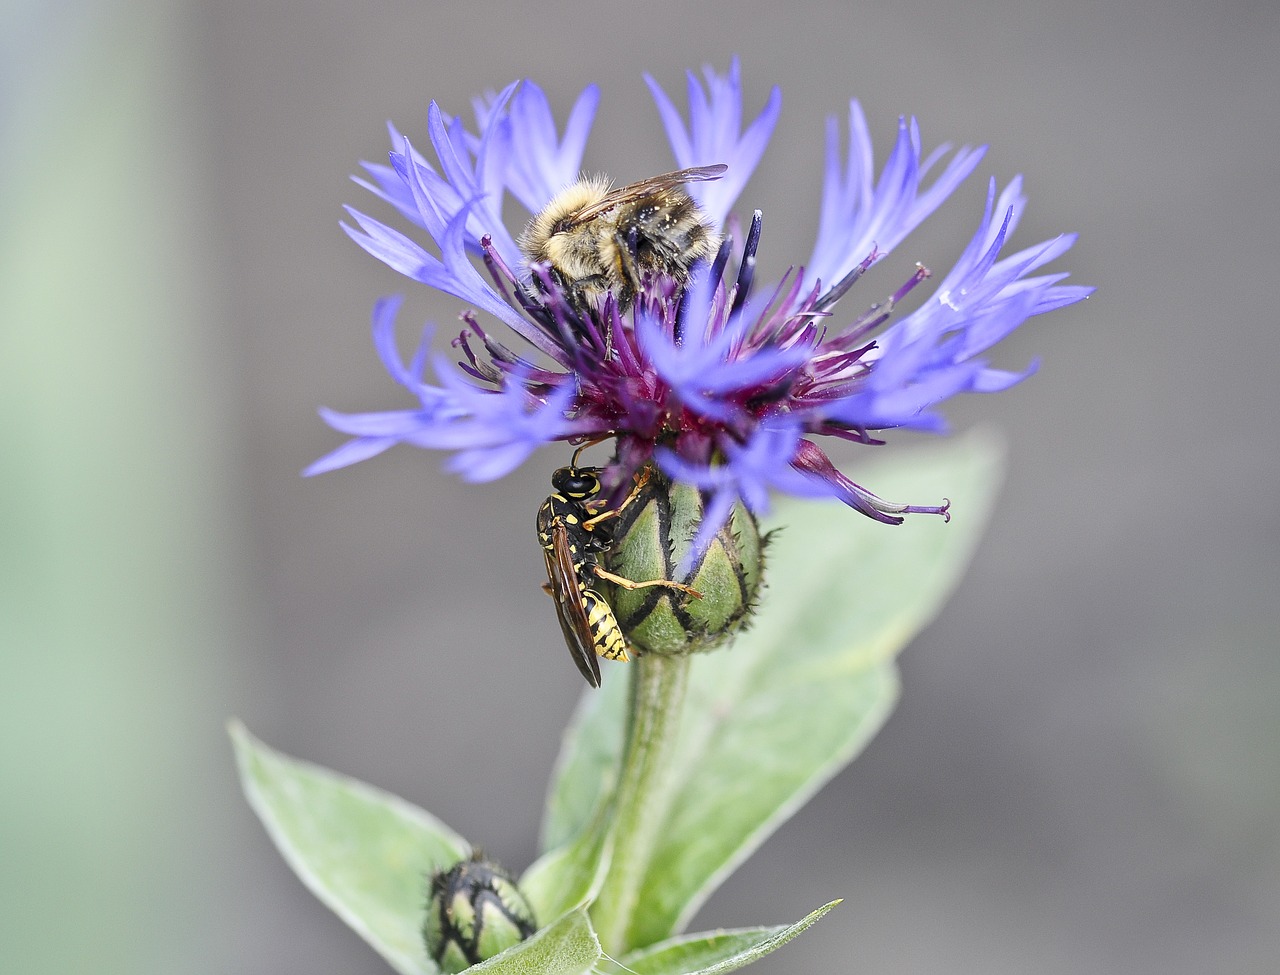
[517,175,614,263]
[516,166,725,311]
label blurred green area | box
[1,2,241,972]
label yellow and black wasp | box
[537,451,701,687]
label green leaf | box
[538,675,628,852]
[540,433,1005,948]
[469,907,600,975]
[230,721,469,975]
[613,900,839,975]
[633,661,895,948]
[519,796,613,923]
[520,660,626,925]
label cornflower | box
[309,59,1090,555]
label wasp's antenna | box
[570,435,614,468]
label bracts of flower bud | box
[422,853,537,973]
[602,465,766,657]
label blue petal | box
[316,406,443,437]
[422,105,522,263]
[504,81,599,212]
[645,57,781,229]
[820,176,1086,428]
[302,435,399,477]
[807,102,984,290]
[342,208,442,281]
[657,421,832,570]
[637,302,808,423]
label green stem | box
[590,652,691,954]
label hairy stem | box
[590,652,690,953]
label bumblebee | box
[518,164,726,311]
[537,454,701,687]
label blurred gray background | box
[4,0,1278,972]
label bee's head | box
[551,466,601,500]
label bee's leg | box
[612,227,644,307]
[549,272,609,349]
[591,566,703,601]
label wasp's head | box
[551,466,601,501]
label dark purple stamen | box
[814,247,878,313]
[728,210,763,321]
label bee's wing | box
[567,164,728,225]
[545,524,603,687]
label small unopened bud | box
[604,466,764,656]
[422,853,537,973]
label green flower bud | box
[604,466,765,656]
[422,853,536,973]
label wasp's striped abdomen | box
[580,588,628,662]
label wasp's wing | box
[545,525,602,687]
[567,164,728,225]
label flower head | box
[423,853,537,973]
[314,59,1090,547]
